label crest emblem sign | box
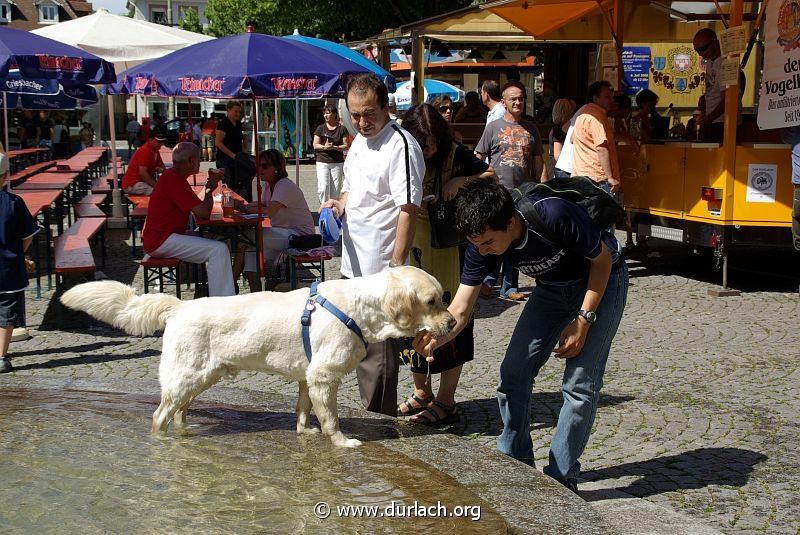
[650,46,701,93]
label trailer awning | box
[481,0,612,39]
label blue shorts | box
[0,291,26,328]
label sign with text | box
[720,26,747,56]
[746,164,778,202]
[757,0,800,129]
[621,47,650,96]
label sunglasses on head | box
[694,40,713,53]
[439,105,452,113]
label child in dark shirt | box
[0,153,40,373]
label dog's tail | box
[60,280,182,336]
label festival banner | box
[757,0,800,129]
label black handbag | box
[289,233,323,251]
[427,197,465,249]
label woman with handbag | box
[397,104,496,425]
[234,149,314,291]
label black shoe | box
[0,356,12,373]
[554,477,579,495]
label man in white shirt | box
[321,73,424,416]
[481,80,506,124]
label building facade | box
[126,0,207,28]
[0,0,94,30]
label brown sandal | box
[398,393,434,417]
[411,400,459,426]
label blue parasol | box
[107,30,375,279]
[0,88,97,110]
[2,69,60,95]
[284,35,396,92]
[393,79,464,111]
[108,32,373,99]
[0,26,115,83]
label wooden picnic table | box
[16,189,62,297]
[194,187,270,293]
[15,172,78,227]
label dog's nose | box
[447,317,457,330]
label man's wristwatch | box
[388,261,400,268]
[577,309,597,324]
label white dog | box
[61,266,455,447]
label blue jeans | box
[496,263,629,481]
[483,261,519,297]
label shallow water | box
[0,388,507,534]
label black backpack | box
[510,176,623,243]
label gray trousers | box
[356,338,402,416]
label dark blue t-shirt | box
[461,195,621,285]
[0,191,39,292]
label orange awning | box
[482,0,613,38]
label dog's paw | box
[330,433,362,448]
[297,426,321,435]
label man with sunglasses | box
[693,28,727,143]
[475,81,544,301]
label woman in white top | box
[235,149,315,290]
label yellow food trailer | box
[485,0,796,291]
[618,139,793,253]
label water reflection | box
[1,388,507,533]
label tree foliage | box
[204,0,472,41]
[179,6,204,34]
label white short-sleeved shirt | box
[703,56,724,124]
[555,119,577,174]
[341,120,424,278]
[261,178,315,235]
[486,102,506,124]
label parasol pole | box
[2,91,8,155]
[295,97,300,185]
[3,91,8,192]
[253,94,264,284]
[106,93,127,228]
[188,96,196,185]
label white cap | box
[0,153,8,177]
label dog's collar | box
[301,281,368,362]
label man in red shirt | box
[123,129,167,195]
[142,142,235,297]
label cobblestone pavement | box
[4,164,799,534]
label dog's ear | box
[383,271,417,331]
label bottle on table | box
[220,181,234,218]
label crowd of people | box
[4,27,798,497]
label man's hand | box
[608,176,621,193]
[553,318,590,359]
[319,198,345,218]
[412,330,439,362]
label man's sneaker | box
[0,356,12,373]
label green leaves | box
[204,0,472,41]
[178,6,203,34]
